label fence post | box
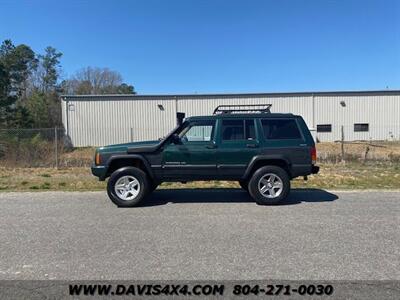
[54,127,58,169]
[341,125,345,164]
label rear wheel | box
[248,166,290,205]
[107,167,149,207]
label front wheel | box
[107,167,149,207]
[248,166,290,205]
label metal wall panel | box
[177,95,314,126]
[65,98,176,146]
[62,92,400,146]
[315,94,400,141]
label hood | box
[97,140,160,153]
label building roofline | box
[60,89,400,101]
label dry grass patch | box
[0,167,105,191]
[1,162,399,192]
[317,141,400,163]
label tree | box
[26,91,51,127]
[62,67,135,95]
[0,40,36,128]
[20,46,64,127]
[33,46,62,92]
[116,83,135,94]
[0,40,37,95]
[0,39,136,129]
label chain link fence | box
[0,128,92,168]
[1,126,400,168]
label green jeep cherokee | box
[92,104,319,207]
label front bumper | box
[312,165,320,174]
[91,165,108,181]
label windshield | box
[159,122,188,142]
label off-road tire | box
[107,167,149,207]
[248,166,290,205]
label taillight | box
[95,152,101,165]
[311,146,317,164]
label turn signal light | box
[95,152,101,165]
[311,146,317,164]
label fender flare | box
[243,155,291,179]
[106,154,155,179]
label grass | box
[0,162,399,192]
[1,140,399,192]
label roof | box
[187,113,295,121]
[61,89,400,101]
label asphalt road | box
[0,189,399,280]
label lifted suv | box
[92,104,319,207]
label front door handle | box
[246,144,258,148]
[206,144,217,149]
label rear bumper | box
[312,165,320,174]
[91,165,107,181]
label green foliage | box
[117,83,135,94]
[26,91,51,127]
[0,40,36,128]
[12,106,33,128]
[0,39,136,129]
[0,130,55,167]
[36,46,62,92]
[0,39,37,92]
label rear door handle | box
[246,144,258,148]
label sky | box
[1,0,399,94]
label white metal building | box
[61,90,400,147]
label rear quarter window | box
[261,119,302,140]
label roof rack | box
[213,104,272,114]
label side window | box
[245,120,256,140]
[222,120,244,140]
[221,119,256,141]
[180,121,215,142]
[261,119,302,140]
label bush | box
[0,130,61,167]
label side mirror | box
[171,134,182,144]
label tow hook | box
[303,176,308,181]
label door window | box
[221,119,256,141]
[180,120,215,142]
